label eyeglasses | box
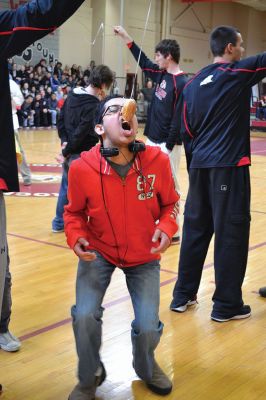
[101,104,123,120]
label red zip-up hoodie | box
[64,144,179,267]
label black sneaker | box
[211,305,251,322]
[171,236,180,245]
[259,287,266,298]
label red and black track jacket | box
[128,42,188,150]
[0,0,85,192]
[64,144,179,268]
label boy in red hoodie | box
[64,95,179,400]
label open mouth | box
[122,121,131,131]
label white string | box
[130,0,153,99]
[91,22,104,46]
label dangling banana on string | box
[114,0,153,122]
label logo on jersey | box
[160,80,166,89]
[221,185,227,191]
[155,81,167,100]
[200,75,214,86]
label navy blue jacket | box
[129,42,188,150]
[182,54,266,169]
[0,0,85,192]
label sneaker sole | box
[171,241,180,246]
[211,312,251,322]
[0,343,21,352]
[170,300,197,313]
[170,305,187,313]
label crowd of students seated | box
[8,58,96,128]
[256,95,266,120]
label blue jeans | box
[49,109,57,125]
[52,162,68,231]
[71,252,163,387]
[52,155,80,231]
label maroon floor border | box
[17,240,266,343]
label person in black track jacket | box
[0,0,85,390]
[170,26,266,322]
[115,25,188,243]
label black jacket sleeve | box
[62,107,98,157]
[221,53,266,88]
[0,0,85,60]
[166,90,184,150]
[241,53,266,87]
[57,101,68,144]
[129,42,161,83]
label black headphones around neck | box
[100,141,146,158]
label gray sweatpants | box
[15,130,31,183]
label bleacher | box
[251,119,266,131]
[250,98,266,132]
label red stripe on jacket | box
[0,26,56,35]
[0,178,8,191]
[183,101,194,138]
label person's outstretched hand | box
[150,229,171,254]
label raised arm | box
[218,53,266,88]
[114,25,160,81]
[0,0,85,60]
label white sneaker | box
[170,299,197,313]
[0,331,21,352]
[51,228,64,233]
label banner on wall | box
[0,0,59,65]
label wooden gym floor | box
[1,128,266,400]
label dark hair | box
[155,39,180,64]
[88,65,114,90]
[94,95,123,125]
[210,26,240,57]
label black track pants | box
[172,166,250,317]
